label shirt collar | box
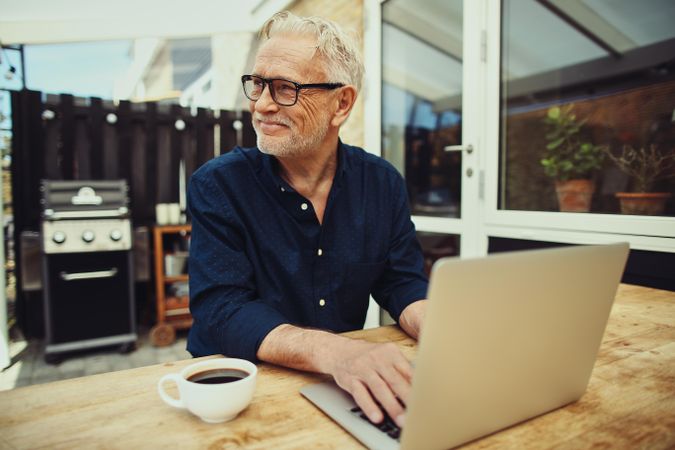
[259,139,349,192]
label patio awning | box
[0,0,293,44]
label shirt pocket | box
[337,260,386,325]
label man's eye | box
[277,83,295,93]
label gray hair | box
[259,11,364,92]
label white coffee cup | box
[156,203,169,225]
[158,358,257,423]
[168,203,181,224]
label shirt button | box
[280,186,286,192]
[317,248,323,256]
[301,203,308,211]
[319,299,326,307]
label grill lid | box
[41,180,129,217]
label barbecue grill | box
[41,180,137,363]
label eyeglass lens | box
[244,77,297,106]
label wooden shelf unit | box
[151,224,192,346]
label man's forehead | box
[253,35,322,78]
[259,36,318,59]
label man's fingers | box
[378,342,413,382]
[366,373,405,425]
[329,339,415,427]
[379,364,412,407]
[394,356,414,383]
[350,381,383,424]
[374,343,413,405]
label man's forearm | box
[258,300,428,371]
[256,323,351,374]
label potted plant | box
[605,144,675,215]
[541,105,605,212]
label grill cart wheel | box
[150,323,176,347]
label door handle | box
[444,144,473,154]
[60,268,118,281]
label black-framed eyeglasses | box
[241,74,344,106]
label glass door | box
[362,0,486,327]
[373,0,486,264]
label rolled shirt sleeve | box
[187,172,288,361]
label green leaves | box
[546,137,565,150]
[547,107,560,120]
[541,104,605,181]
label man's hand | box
[258,325,414,426]
[399,299,427,340]
[325,338,412,427]
[257,301,428,428]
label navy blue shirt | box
[187,142,428,361]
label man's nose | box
[253,85,279,113]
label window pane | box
[500,0,675,216]
[382,0,464,217]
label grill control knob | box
[109,229,123,242]
[52,231,66,244]
[82,230,95,243]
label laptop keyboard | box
[349,406,401,441]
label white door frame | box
[362,0,383,328]
[0,151,8,369]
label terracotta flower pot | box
[615,192,672,215]
[555,179,595,212]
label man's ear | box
[330,85,358,128]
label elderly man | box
[187,11,428,427]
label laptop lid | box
[400,243,629,449]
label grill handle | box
[45,209,128,220]
[59,268,118,281]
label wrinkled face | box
[249,34,336,158]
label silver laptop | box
[301,243,629,450]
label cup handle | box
[158,374,185,409]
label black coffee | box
[187,368,249,384]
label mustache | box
[253,114,292,127]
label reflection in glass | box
[500,0,675,216]
[417,231,460,276]
[380,233,458,325]
[382,0,464,217]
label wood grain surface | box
[0,284,673,449]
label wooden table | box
[1,284,673,449]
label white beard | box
[253,113,330,158]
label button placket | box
[314,232,330,317]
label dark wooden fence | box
[11,89,255,230]
[10,89,256,336]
